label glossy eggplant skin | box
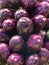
[0,8,12,20]
[9,35,24,52]
[42,0,49,2]
[0,28,6,33]
[7,53,23,65]
[26,54,40,65]
[21,0,38,9]
[2,18,16,31]
[38,0,49,2]
[0,28,9,43]
[0,43,10,61]
[14,8,29,21]
[17,17,33,36]
[27,34,43,51]
[32,14,47,30]
[8,0,20,9]
[36,1,49,17]
[0,0,9,9]
[9,0,20,4]
[39,48,49,65]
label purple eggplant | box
[0,8,12,20]
[14,8,29,21]
[9,0,20,4]
[0,0,9,9]
[39,48,49,65]
[0,43,10,61]
[21,0,38,9]
[36,1,49,17]
[7,53,23,65]
[2,18,16,31]
[26,54,40,65]
[32,14,47,29]
[27,34,43,51]
[17,17,33,36]
[9,35,24,52]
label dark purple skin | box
[14,8,29,21]
[39,48,49,65]
[0,43,10,61]
[0,28,6,33]
[37,0,40,2]
[38,30,46,39]
[27,34,43,51]
[9,0,20,8]
[0,0,9,9]
[9,35,24,52]
[32,14,47,29]
[46,18,49,28]
[7,53,23,65]
[42,0,49,2]
[17,17,33,36]
[9,0,20,4]
[2,18,16,31]
[26,54,40,65]
[37,0,49,2]
[36,1,49,17]
[45,42,49,50]
[0,28,9,43]
[0,19,3,28]
[21,0,38,9]
[0,8,12,20]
